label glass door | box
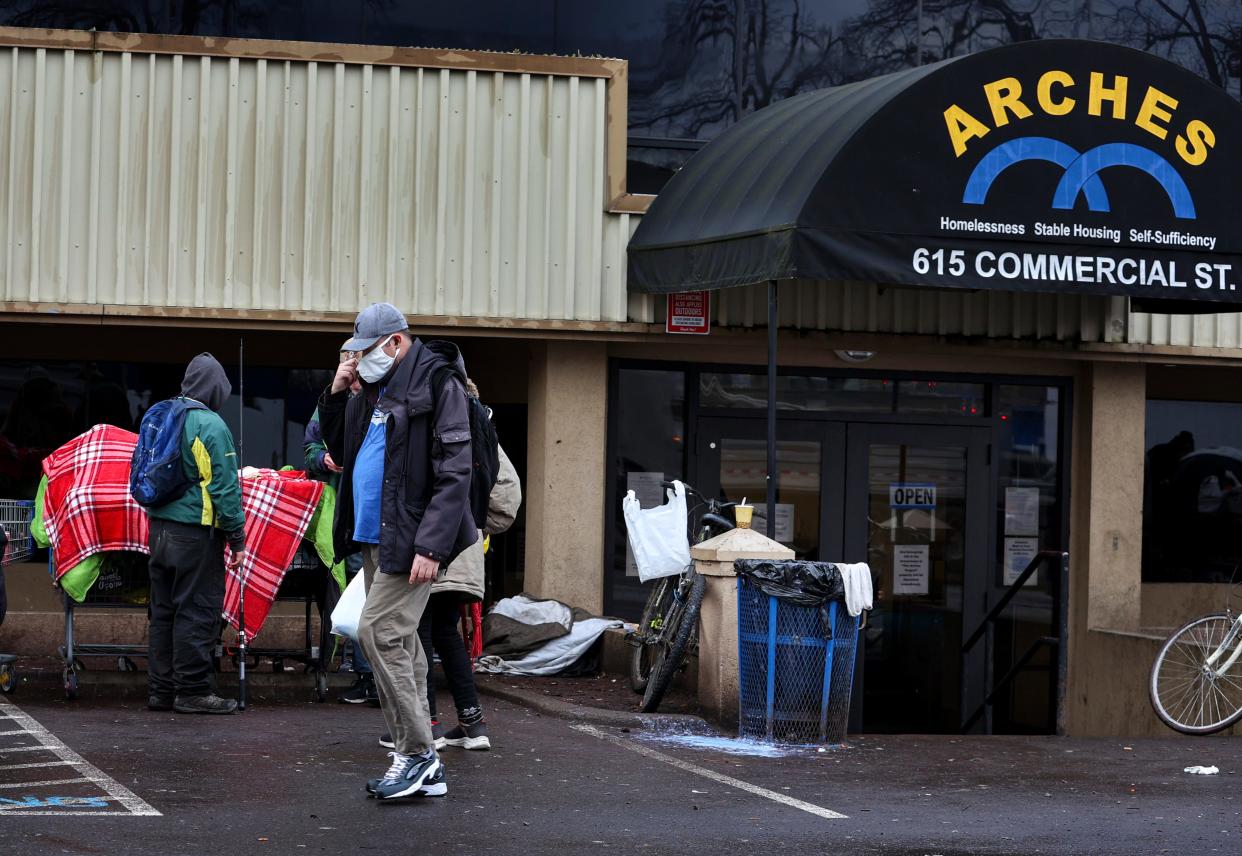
[696,419,844,562]
[844,424,991,733]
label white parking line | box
[0,811,130,817]
[0,760,74,771]
[0,729,32,737]
[571,724,848,821]
[0,777,94,790]
[0,745,58,753]
[0,699,161,817]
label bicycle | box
[1150,576,1242,734]
[627,481,735,713]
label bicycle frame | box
[1205,611,1242,677]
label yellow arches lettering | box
[943,69,1215,166]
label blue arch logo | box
[962,136,1196,220]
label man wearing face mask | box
[318,303,476,801]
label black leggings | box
[417,591,482,724]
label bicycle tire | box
[630,576,675,694]
[1150,611,1242,735]
[641,571,705,713]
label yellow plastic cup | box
[734,504,753,529]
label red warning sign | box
[666,291,711,335]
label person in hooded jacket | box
[383,380,520,753]
[318,303,475,801]
[146,353,246,715]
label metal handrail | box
[961,550,1069,734]
[963,551,1066,653]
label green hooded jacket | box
[146,353,246,551]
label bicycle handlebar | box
[662,480,738,510]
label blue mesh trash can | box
[737,575,859,744]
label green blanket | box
[34,475,345,602]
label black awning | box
[629,39,1242,308]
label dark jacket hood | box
[180,353,232,412]
[423,339,466,380]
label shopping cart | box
[242,541,339,702]
[0,499,36,694]
[53,551,159,699]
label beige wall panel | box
[1084,362,1147,632]
[0,45,630,323]
[1130,309,1242,349]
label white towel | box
[837,563,873,617]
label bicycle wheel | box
[1150,612,1242,735]
[641,571,705,713]
[630,576,675,694]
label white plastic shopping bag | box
[330,570,367,640]
[623,479,691,583]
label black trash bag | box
[734,560,845,608]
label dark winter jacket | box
[318,338,477,574]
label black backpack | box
[432,367,500,529]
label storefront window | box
[606,368,687,617]
[700,373,892,412]
[995,384,1062,578]
[0,359,328,503]
[897,381,986,416]
[1143,399,1242,583]
[989,384,1063,734]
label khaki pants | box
[358,545,435,756]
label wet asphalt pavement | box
[1,688,1240,856]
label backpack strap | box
[429,364,454,404]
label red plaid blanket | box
[42,426,324,638]
[221,470,323,637]
[42,426,148,566]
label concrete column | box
[1085,362,1147,632]
[523,341,608,614]
[693,528,794,728]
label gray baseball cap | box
[342,303,408,352]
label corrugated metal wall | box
[630,281,1128,342]
[0,45,633,322]
[1126,310,1242,349]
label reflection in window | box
[896,381,986,416]
[719,439,820,558]
[993,384,1061,734]
[0,360,325,502]
[700,373,892,412]
[1144,400,1242,583]
[608,368,687,618]
[995,384,1062,580]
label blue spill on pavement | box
[637,732,794,757]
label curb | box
[5,664,353,705]
[474,674,709,732]
[7,660,713,733]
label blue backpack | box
[129,398,206,508]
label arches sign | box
[628,40,1242,306]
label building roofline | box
[0,26,625,78]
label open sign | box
[890,483,937,509]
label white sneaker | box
[443,722,490,751]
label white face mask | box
[357,335,397,383]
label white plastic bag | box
[330,570,367,640]
[623,480,691,583]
